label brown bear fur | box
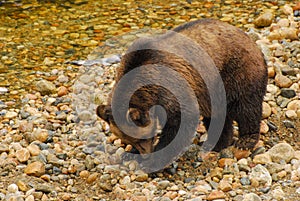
[97,19,267,165]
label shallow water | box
[0,0,292,106]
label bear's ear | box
[126,108,150,126]
[96,105,111,122]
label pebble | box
[262,102,272,119]
[57,86,68,97]
[7,184,18,193]
[275,74,293,88]
[27,143,41,156]
[282,5,293,15]
[271,186,285,200]
[240,177,251,186]
[4,111,18,119]
[206,190,226,200]
[283,119,295,128]
[267,67,275,78]
[242,193,261,201]
[287,100,300,111]
[280,88,296,98]
[268,143,294,163]
[135,173,149,182]
[86,173,99,184]
[253,153,272,165]
[16,180,28,192]
[0,143,9,153]
[254,11,274,28]
[285,110,297,119]
[249,164,272,186]
[0,87,8,94]
[158,180,170,190]
[15,148,31,163]
[277,19,290,27]
[25,195,35,201]
[24,161,45,177]
[32,129,49,143]
[259,121,269,134]
[218,179,232,192]
[36,80,57,95]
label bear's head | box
[96,104,163,155]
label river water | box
[0,0,291,107]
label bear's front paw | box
[234,133,259,150]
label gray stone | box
[78,110,94,123]
[240,177,251,186]
[34,183,53,193]
[158,180,170,190]
[283,120,295,128]
[280,88,296,98]
[281,68,297,76]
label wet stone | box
[36,80,57,95]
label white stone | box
[4,111,18,119]
[242,193,262,201]
[285,110,297,119]
[268,143,295,163]
[249,164,272,186]
[7,183,19,193]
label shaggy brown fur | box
[97,19,267,162]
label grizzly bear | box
[97,18,268,170]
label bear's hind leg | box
[203,116,234,152]
[234,101,262,150]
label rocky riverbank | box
[0,1,300,201]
